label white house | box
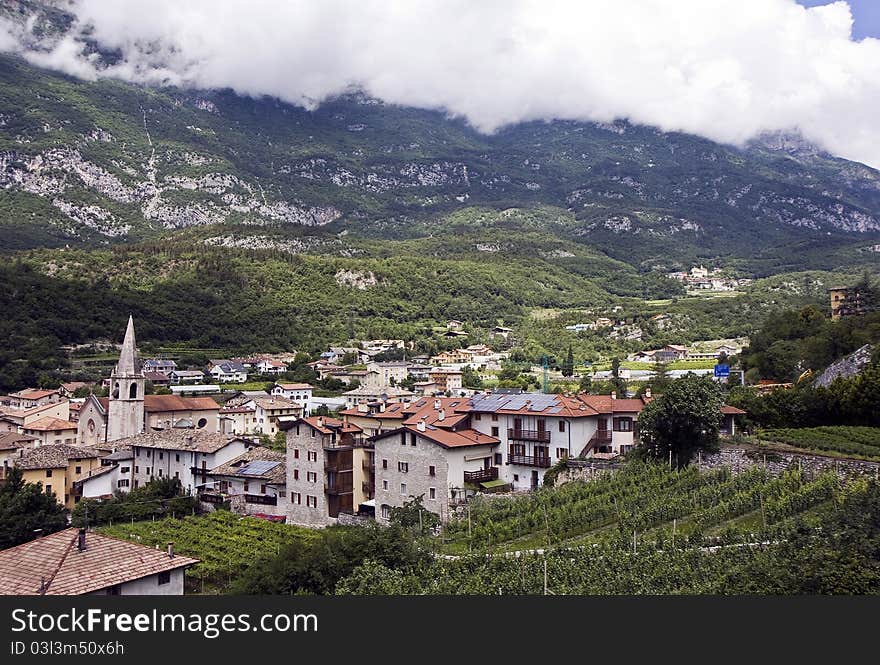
[208,360,248,383]
[202,446,286,518]
[170,370,207,384]
[0,528,198,596]
[119,429,254,494]
[272,382,314,407]
[256,359,288,375]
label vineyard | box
[441,462,840,552]
[757,426,880,461]
[98,511,318,592]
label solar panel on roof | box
[236,460,281,476]
[549,406,564,413]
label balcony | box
[325,480,354,495]
[463,467,499,483]
[508,428,550,442]
[507,454,552,468]
[199,492,225,504]
[245,494,278,506]
[325,461,354,474]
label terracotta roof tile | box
[0,528,198,595]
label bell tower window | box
[112,382,120,399]
[129,383,138,399]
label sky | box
[1,0,879,169]
[796,0,880,39]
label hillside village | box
[1,317,746,523]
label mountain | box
[1,52,879,273]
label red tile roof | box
[144,395,219,412]
[22,416,78,432]
[0,528,198,595]
[375,425,499,449]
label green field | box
[757,426,880,461]
[98,511,318,593]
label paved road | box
[590,368,715,380]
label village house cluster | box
[0,316,747,594]
[666,265,753,292]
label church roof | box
[113,315,141,377]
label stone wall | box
[694,448,880,479]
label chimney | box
[379,402,386,413]
[611,391,617,400]
[167,542,174,558]
[433,399,441,410]
[645,387,652,398]
[438,409,445,421]
[358,402,368,413]
[417,420,426,432]
[77,528,86,552]
[316,416,324,429]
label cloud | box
[2,0,880,168]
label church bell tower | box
[107,315,145,442]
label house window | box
[491,427,499,437]
[292,492,301,504]
[158,469,163,477]
[473,413,481,421]
[311,429,316,438]
[293,449,299,459]
[382,480,388,491]
[174,471,179,479]
[429,465,435,476]
[559,421,566,433]
[159,452,163,460]
[381,504,391,520]
[45,485,52,495]
[307,471,317,483]
[382,459,388,469]
[429,487,436,500]
[410,433,416,447]
[306,495,317,508]
[117,479,129,488]
[307,451,317,463]
[260,484,267,494]
[400,432,406,446]
[46,469,52,478]
[513,474,519,482]
[121,466,130,473]
[400,483,407,495]
[398,461,409,473]
[158,571,171,586]
[135,466,139,474]
[294,469,299,481]
[243,481,249,492]
[494,453,502,465]
[491,414,498,421]
[556,448,569,459]
[175,454,180,463]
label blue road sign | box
[714,364,730,378]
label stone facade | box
[286,425,333,527]
[374,429,451,522]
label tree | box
[648,361,672,393]
[562,346,575,377]
[461,365,483,389]
[578,374,593,393]
[0,467,68,549]
[389,494,440,536]
[637,374,724,468]
[610,356,627,397]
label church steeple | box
[107,315,145,442]
[115,315,140,377]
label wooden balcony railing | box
[463,467,499,483]
[245,494,278,506]
[507,454,552,468]
[325,480,354,495]
[508,428,551,442]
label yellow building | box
[15,445,102,510]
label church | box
[78,316,220,447]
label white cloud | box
[2,0,880,168]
